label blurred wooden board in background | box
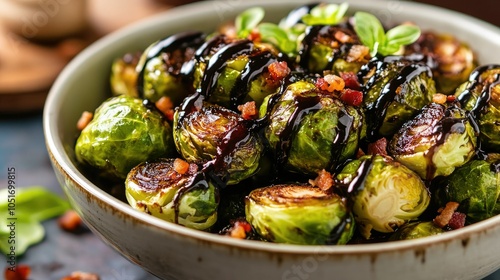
[0,0,173,114]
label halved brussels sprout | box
[75,96,174,180]
[389,221,444,241]
[245,184,354,245]
[336,155,430,239]
[135,31,206,105]
[405,32,477,94]
[388,102,477,180]
[358,56,436,139]
[110,52,141,97]
[455,64,500,153]
[173,103,264,185]
[264,79,365,175]
[432,160,500,223]
[299,23,370,75]
[125,158,218,230]
[188,35,288,109]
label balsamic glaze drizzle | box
[136,31,206,97]
[358,57,433,140]
[457,64,500,119]
[299,24,354,72]
[423,104,467,181]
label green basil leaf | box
[302,3,349,26]
[379,43,402,56]
[0,186,71,256]
[354,11,386,56]
[386,25,421,47]
[0,186,71,222]
[235,7,265,38]
[0,216,44,256]
[258,23,297,54]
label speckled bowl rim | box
[44,0,500,256]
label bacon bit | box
[173,158,190,175]
[334,30,351,44]
[434,201,460,228]
[248,29,261,42]
[76,111,93,131]
[237,101,257,120]
[347,45,370,63]
[155,96,175,121]
[317,74,345,93]
[61,271,100,280]
[228,220,252,239]
[340,89,363,106]
[340,72,361,90]
[58,210,83,232]
[448,212,466,230]
[4,265,30,280]
[367,138,388,156]
[446,95,456,103]
[309,169,334,191]
[432,93,448,104]
[268,61,290,81]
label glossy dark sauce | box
[326,212,351,245]
[136,31,206,97]
[299,24,354,72]
[345,155,375,195]
[328,108,354,171]
[457,64,500,115]
[229,51,277,110]
[423,105,467,181]
[275,94,322,168]
[359,57,432,140]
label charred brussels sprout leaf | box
[455,64,500,153]
[389,102,477,180]
[265,80,365,175]
[135,32,205,105]
[336,155,430,239]
[433,160,500,223]
[299,24,371,75]
[358,57,436,139]
[75,96,174,180]
[191,36,286,109]
[245,184,353,245]
[389,221,444,241]
[173,104,263,185]
[125,158,218,230]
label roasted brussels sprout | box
[173,103,264,185]
[299,23,371,75]
[432,160,500,223]
[358,56,436,139]
[405,32,477,94]
[455,64,500,153]
[388,102,477,180]
[264,79,365,175]
[135,31,206,104]
[389,221,444,241]
[245,184,354,245]
[125,158,218,230]
[75,96,174,180]
[110,52,141,97]
[336,155,430,239]
[187,35,289,109]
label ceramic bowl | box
[43,1,500,279]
